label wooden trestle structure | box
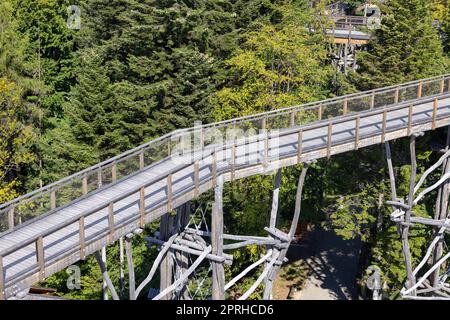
[386,126,450,300]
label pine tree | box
[354,0,449,89]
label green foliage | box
[0,77,35,205]
[212,1,334,119]
[353,0,449,89]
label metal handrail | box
[1,74,449,218]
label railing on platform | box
[0,74,449,233]
[333,15,368,30]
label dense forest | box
[0,0,449,299]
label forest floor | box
[273,226,361,300]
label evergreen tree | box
[354,0,449,89]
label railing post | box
[231,143,236,182]
[343,99,348,115]
[36,236,45,281]
[167,174,173,212]
[432,98,438,130]
[168,139,171,157]
[407,105,413,136]
[297,130,303,164]
[355,116,360,150]
[97,169,103,188]
[394,87,399,104]
[50,191,56,210]
[382,109,387,143]
[79,216,86,260]
[261,118,267,131]
[112,162,117,182]
[139,187,145,227]
[194,161,200,197]
[82,176,88,195]
[212,152,217,187]
[417,81,423,98]
[108,203,115,242]
[318,105,323,121]
[327,123,333,160]
[440,78,445,94]
[290,111,296,127]
[0,256,4,300]
[8,208,14,230]
[139,151,145,170]
[370,93,375,109]
[200,128,205,149]
[263,131,269,168]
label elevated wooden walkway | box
[0,75,449,299]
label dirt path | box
[287,227,361,300]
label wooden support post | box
[440,79,445,94]
[370,93,375,109]
[385,142,398,203]
[261,118,267,131]
[112,163,117,182]
[108,203,115,242]
[200,128,204,149]
[343,99,348,115]
[0,256,4,300]
[381,109,387,143]
[168,139,171,157]
[231,144,236,182]
[212,175,225,300]
[174,203,192,300]
[139,187,145,227]
[8,208,14,230]
[125,235,136,300]
[343,43,348,76]
[408,105,413,136]
[167,174,173,212]
[263,132,269,168]
[194,161,200,196]
[270,169,282,230]
[36,236,45,281]
[159,213,174,300]
[82,176,88,195]
[79,216,86,260]
[50,191,56,210]
[101,247,108,300]
[318,105,323,121]
[212,152,217,187]
[394,87,399,104]
[432,98,438,130]
[355,116,360,150]
[430,127,450,287]
[297,130,303,164]
[264,164,309,300]
[119,237,125,298]
[402,136,418,293]
[327,123,333,159]
[95,251,120,300]
[97,169,103,188]
[139,151,145,170]
[263,169,282,300]
[417,81,423,98]
[290,111,296,127]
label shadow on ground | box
[286,226,361,300]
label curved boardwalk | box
[0,75,449,299]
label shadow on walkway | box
[287,226,361,300]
